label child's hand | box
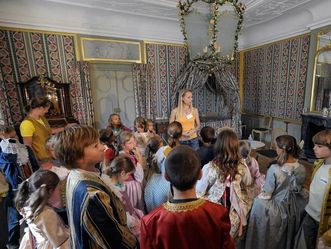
[184,129,196,137]
[148,129,156,135]
[132,148,142,165]
[183,131,191,137]
[188,129,196,136]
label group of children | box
[1,113,331,249]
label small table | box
[241,140,265,150]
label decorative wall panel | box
[0,29,94,125]
[146,43,187,119]
[243,35,310,120]
[146,43,240,119]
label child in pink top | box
[102,156,143,240]
[239,141,265,197]
[118,131,145,212]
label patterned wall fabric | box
[146,43,187,119]
[146,43,240,119]
[0,29,94,125]
[132,64,153,119]
[243,35,310,120]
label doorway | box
[90,63,135,129]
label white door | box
[90,63,135,130]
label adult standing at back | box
[169,89,200,150]
[20,97,65,162]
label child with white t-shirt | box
[296,129,331,249]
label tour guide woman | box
[170,89,200,150]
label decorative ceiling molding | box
[45,0,315,27]
[243,0,312,27]
[1,0,331,49]
[45,0,179,21]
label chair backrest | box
[263,116,273,129]
[270,128,287,149]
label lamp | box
[178,0,245,70]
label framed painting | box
[81,37,143,63]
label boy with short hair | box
[197,126,215,167]
[296,129,331,249]
[140,145,234,249]
[54,125,138,249]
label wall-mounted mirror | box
[311,30,331,112]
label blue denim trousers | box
[0,197,8,249]
[179,137,200,150]
[7,193,22,249]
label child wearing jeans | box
[55,125,138,249]
[141,145,234,249]
[296,129,331,249]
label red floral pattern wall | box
[0,29,94,125]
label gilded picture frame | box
[81,37,143,63]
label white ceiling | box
[45,0,313,27]
[0,0,331,48]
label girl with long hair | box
[143,135,168,213]
[15,170,69,249]
[239,140,265,197]
[245,135,308,249]
[196,128,253,241]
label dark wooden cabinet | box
[18,76,77,127]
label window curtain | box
[132,64,154,119]
[0,69,13,125]
[71,61,95,126]
[214,68,241,135]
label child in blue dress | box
[245,135,308,249]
